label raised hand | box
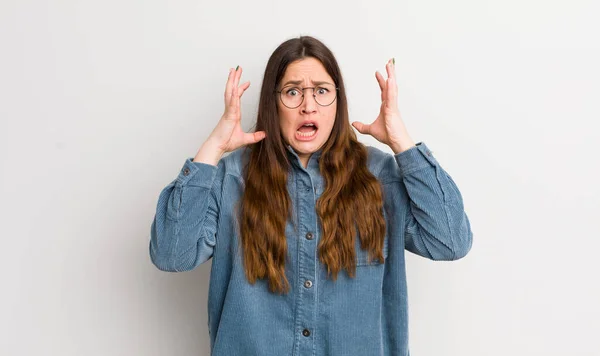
[351,58,415,154]
[207,66,266,155]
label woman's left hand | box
[352,58,416,154]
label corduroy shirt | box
[149,141,473,356]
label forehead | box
[281,57,333,85]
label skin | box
[194,57,416,168]
[352,58,416,154]
[276,57,417,169]
[276,57,337,168]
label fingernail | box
[236,65,239,71]
[392,58,395,65]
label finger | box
[386,60,398,97]
[385,58,394,80]
[244,131,266,145]
[386,77,397,110]
[238,81,251,97]
[375,71,386,102]
[351,121,370,135]
[234,65,242,89]
[231,84,240,114]
[375,71,385,92]
[386,77,393,108]
[230,80,249,115]
[390,59,398,98]
[225,68,235,104]
[227,66,242,105]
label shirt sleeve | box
[393,142,473,260]
[149,157,225,272]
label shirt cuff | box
[176,157,219,188]
[394,142,439,176]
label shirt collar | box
[286,144,322,170]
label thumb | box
[352,121,370,135]
[245,131,266,145]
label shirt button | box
[305,232,313,240]
[304,280,312,288]
[302,328,310,337]
[183,167,190,176]
[306,187,310,192]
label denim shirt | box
[149,141,473,356]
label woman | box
[150,35,473,356]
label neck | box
[298,154,310,168]
[285,143,322,169]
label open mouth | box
[296,122,318,138]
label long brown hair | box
[239,35,386,294]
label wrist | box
[389,137,416,155]
[205,138,226,155]
[193,140,225,166]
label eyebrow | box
[281,80,333,87]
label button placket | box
[292,174,317,355]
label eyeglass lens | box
[279,83,336,108]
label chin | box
[291,141,321,154]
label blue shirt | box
[149,141,473,356]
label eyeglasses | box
[275,83,339,109]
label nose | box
[301,89,317,114]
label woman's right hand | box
[206,66,266,155]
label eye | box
[316,87,329,95]
[285,87,301,96]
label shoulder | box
[365,145,402,183]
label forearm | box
[395,142,473,260]
[150,158,222,271]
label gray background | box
[1,0,598,355]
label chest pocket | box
[355,234,389,266]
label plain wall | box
[1,0,599,355]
